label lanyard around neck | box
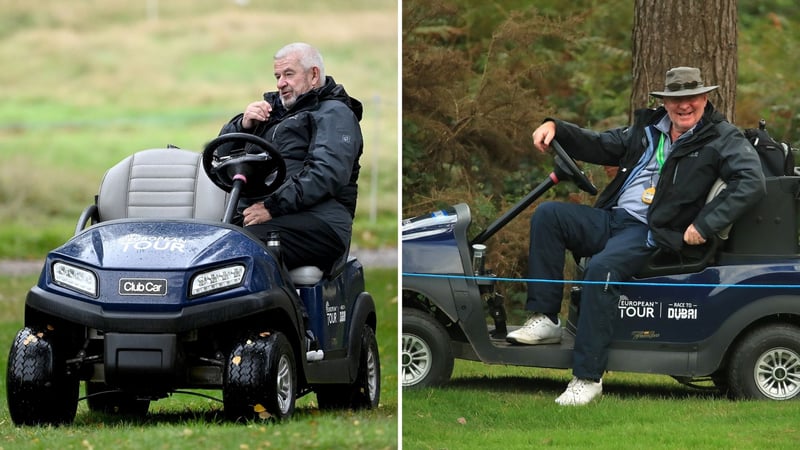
[656,133,666,173]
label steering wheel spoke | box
[202,133,287,197]
[550,139,598,195]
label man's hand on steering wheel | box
[531,121,597,195]
[532,121,557,153]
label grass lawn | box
[402,359,800,449]
[0,268,398,449]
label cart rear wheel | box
[6,327,79,425]
[224,332,296,421]
[402,308,454,389]
[317,324,381,409]
[728,324,800,400]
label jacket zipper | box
[272,123,280,141]
[672,161,679,184]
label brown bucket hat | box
[649,66,718,98]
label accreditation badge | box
[642,186,655,204]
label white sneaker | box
[505,313,561,345]
[555,377,602,406]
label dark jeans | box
[244,211,346,272]
[526,202,654,380]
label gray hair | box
[274,42,326,83]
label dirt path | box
[0,260,44,277]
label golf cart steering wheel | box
[202,132,287,198]
[550,139,598,195]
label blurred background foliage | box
[0,0,397,258]
[402,0,800,313]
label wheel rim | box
[753,346,800,400]
[276,354,294,413]
[402,333,432,387]
[366,345,379,401]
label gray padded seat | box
[97,147,326,285]
[288,266,325,285]
[97,148,227,222]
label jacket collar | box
[263,76,363,121]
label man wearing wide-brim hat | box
[649,66,719,98]
[504,66,766,406]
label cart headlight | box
[190,264,246,297]
[53,262,98,297]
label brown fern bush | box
[402,0,614,315]
[402,0,587,212]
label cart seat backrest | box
[97,148,336,287]
[97,148,227,222]
[705,178,730,239]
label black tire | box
[402,308,454,389]
[86,382,150,417]
[224,332,296,421]
[711,370,730,397]
[316,324,381,410]
[6,327,79,426]
[728,324,800,400]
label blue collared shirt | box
[614,115,700,245]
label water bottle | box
[267,231,281,260]
[471,244,486,275]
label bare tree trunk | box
[631,0,738,123]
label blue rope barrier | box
[402,272,800,289]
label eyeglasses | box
[666,81,700,91]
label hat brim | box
[650,85,718,98]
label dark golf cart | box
[6,133,380,425]
[402,139,800,401]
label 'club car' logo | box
[119,278,168,296]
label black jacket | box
[220,76,364,247]
[549,102,765,252]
